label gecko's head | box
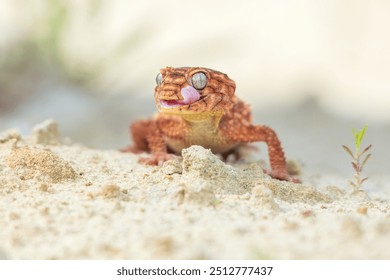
[154,67,236,115]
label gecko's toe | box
[263,168,301,183]
[139,153,178,166]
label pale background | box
[1,0,389,180]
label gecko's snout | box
[159,86,200,108]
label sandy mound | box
[0,120,389,259]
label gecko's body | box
[126,67,299,182]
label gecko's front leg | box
[126,115,188,165]
[220,121,300,183]
[123,118,176,165]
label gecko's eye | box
[191,72,207,90]
[156,73,163,86]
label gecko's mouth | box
[159,99,188,108]
[159,85,201,109]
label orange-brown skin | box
[125,67,300,182]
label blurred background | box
[1,0,389,181]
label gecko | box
[124,66,300,183]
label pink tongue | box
[180,86,200,104]
[160,86,200,108]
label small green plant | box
[342,125,372,190]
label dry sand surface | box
[0,119,389,259]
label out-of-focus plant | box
[0,0,154,94]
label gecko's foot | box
[263,168,301,183]
[139,153,178,166]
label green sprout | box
[342,125,372,190]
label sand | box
[0,119,389,259]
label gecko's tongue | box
[160,86,200,108]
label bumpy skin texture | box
[125,67,299,182]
